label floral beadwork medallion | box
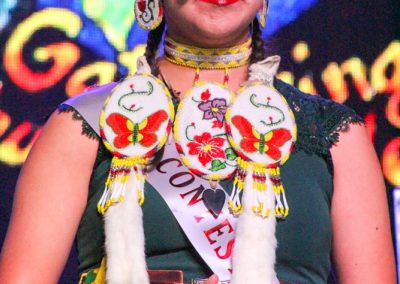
[174,82,237,180]
[226,82,297,167]
[100,74,174,158]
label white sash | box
[147,139,237,283]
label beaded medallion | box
[174,81,237,181]
[98,74,174,213]
[226,81,297,218]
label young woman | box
[0,0,396,283]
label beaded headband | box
[164,36,252,70]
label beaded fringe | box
[229,157,289,219]
[97,156,148,214]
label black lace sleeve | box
[275,79,364,157]
[57,104,112,167]
[57,104,98,140]
[320,97,364,147]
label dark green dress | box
[60,79,362,284]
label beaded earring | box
[135,0,164,30]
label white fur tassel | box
[231,166,279,284]
[104,167,149,284]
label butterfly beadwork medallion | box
[225,81,297,218]
[226,82,297,166]
[100,74,174,158]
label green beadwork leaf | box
[225,148,237,161]
[210,159,226,171]
[84,270,97,283]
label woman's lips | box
[199,0,240,6]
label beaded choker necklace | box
[164,35,252,70]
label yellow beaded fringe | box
[97,156,148,214]
[228,157,289,219]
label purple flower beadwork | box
[198,98,227,122]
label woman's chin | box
[164,0,259,47]
[170,15,251,47]
[169,26,248,48]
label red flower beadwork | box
[212,120,224,129]
[187,132,225,166]
[201,89,212,101]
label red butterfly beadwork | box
[106,110,168,148]
[231,115,292,160]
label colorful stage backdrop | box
[0,0,399,282]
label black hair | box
[144,19,166,76]
[250,17,268,63]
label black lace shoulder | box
[57,104,112,167]
[274,79,364,157]
[58,104,98,140]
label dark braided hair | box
[144,21,166,166]
[250,17,268,64]
[144,20,166,76]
